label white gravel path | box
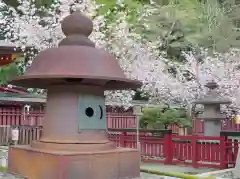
[140,173,180,179]
[0,171,235,179]
[0,172,177,179]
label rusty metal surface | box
[31,141,116,151]
[8,11,141,179]
[8,145,140,179]
[10,11,141,90]
[8,146,61,179]
[10,46,141,89]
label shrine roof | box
[0,92,45,104]
[0,86,166,107]
[0,92,165,108]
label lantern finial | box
[59,11,94,47]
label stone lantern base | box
[8,144,140,179]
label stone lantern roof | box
[9,10,142,90]
[193,81,231,105]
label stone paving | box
[0,169,233,179]
[0,173,179,179]
[0,173,24,179]
[0,173,233,179]
[140,173,180,179]
[0,172,181,179]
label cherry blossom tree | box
[126,43,240,108]
[0,0,137,103]
[1,0,240,110]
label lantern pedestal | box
[203,119,221,136]
[8,144,140,179]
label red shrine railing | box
[1,126,238,169]
[0,107,182,134]
[1,107,240,134]
[192,118,240,135]
[108,129,238,169]
[0,107,136,128]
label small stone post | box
[133,105,143,150]
[11,127,19,145]
[193,81,231,136]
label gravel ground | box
[0,173,175,179]
[0,172,24,179]
[0,172,236,179]
[140,173,180,179]
[140,171,236,179]
[0,172,183,179]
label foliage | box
[140,107,191,129]
[0,62,20,85]
[134,0,240,61]
[94,0,240,61]
[0,0,240,112]
[0,166,6,172]
[123,41,240,111]
[2,0,55,10]
[133,89,149,101]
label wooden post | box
[120,131,127,147]
[164,130,173,164]
[133,105,143,151]
[220,135,228,169]
[192,136,198,168]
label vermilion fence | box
[0,107,178,131]
[192,118,240,135]
[0,107,136,128]
[107,114,136,129]
[1,126,239,169]
[109,129,238,169]
[1,107,240,134]
[0,107,44,126]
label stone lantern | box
[8,11,142,179]
[192,81,231,136]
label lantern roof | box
[10,10,142,90]
[193,81,231,105]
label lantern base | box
[8,144,140,179]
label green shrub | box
[140,107,191,129]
